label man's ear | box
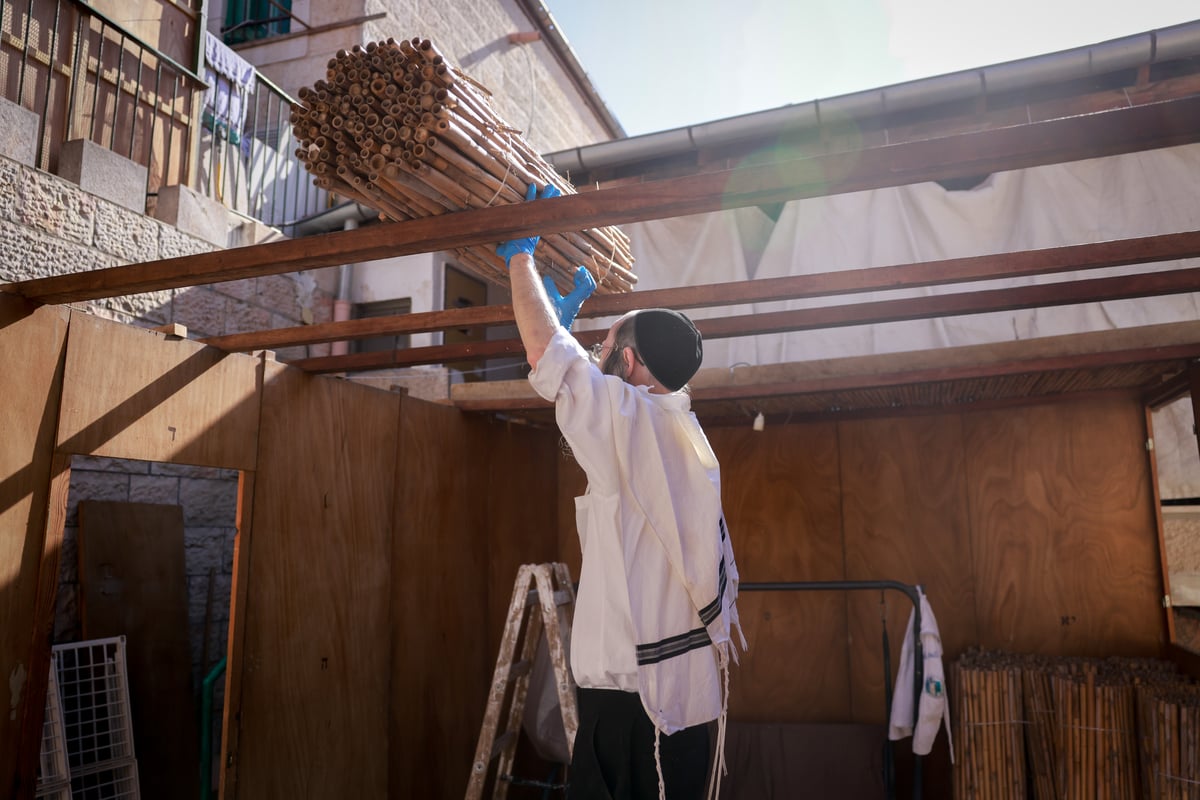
[623,346,637,376]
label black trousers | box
[568,687,711,800]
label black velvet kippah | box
[632,309,703,392]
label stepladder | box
[465,563,578,800]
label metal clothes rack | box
[741,580,925,800]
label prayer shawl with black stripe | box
[530,328,746,735]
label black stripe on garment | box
[636,627,713,665]
[638,516,730,666]
[697,556,726,626]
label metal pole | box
[109,32,125,150]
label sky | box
[541,0,1199,137]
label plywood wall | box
[228,365,400,799]
[557,393,1166,729]
[390,399,491,798]
[1,301,1169,800]
[963,398,1163,655]
[700,391,1161,729]
[389,407,560,798]
[0,295,69,798]
[56,313,262,469]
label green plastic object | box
[200,656,227,800]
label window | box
[352,298,412,354]
[223,0,292,46]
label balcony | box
[0,0,328,236]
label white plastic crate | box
[40,637,141,800]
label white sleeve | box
[527,328,627,493]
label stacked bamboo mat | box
[290,37,636,294]
[952,650,1199,799]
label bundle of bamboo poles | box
[290,37,636,294]
[1049,665,1140,800]
[1137,682,1200,799]
[952,651,1029,799]
[953,651,1192,800]
[1023,664,1058,800]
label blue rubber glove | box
[496,183,562,268]
[543,267,596,330]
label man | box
[498,184,745,800]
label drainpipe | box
[331,218,357,356]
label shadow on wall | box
[54,454,237,797]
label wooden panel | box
[78,501,198,800]
[219,471,255,799]
[57,313,262,470]
[0,295,69,799]
[708,423,850,722]
[231,366,398,799]
[839,416,978,724]
[963,395,1164,656]
[485,423,561,656]
[389,399,490,799]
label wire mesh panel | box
[50,637,141,800]
[67,764,140,800]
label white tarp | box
[619,142,1200,497]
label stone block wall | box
[0,152,337,360]
[59,456,238,710]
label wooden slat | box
[289,261,1200,373]
[0,294,69,800]
[389,398,490,800]
[219,468,259,800]
[1145,406,1176,646]
[5,95,1200,305]
[56,313,263,469]
[200,230,1200,353]
[452,320,1200,412]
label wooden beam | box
[5,95,1199,305]
[451,324,1200,412]
[452,346,1200,412]
[201,231,1200,353]
[288,263,1200,373]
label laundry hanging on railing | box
[203,31,255,143]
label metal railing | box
[197,65,330,233]
[0,0,328,233]
[0,0,206,200]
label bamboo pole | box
[290,36,636,292]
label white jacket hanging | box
[888,588,954,762]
